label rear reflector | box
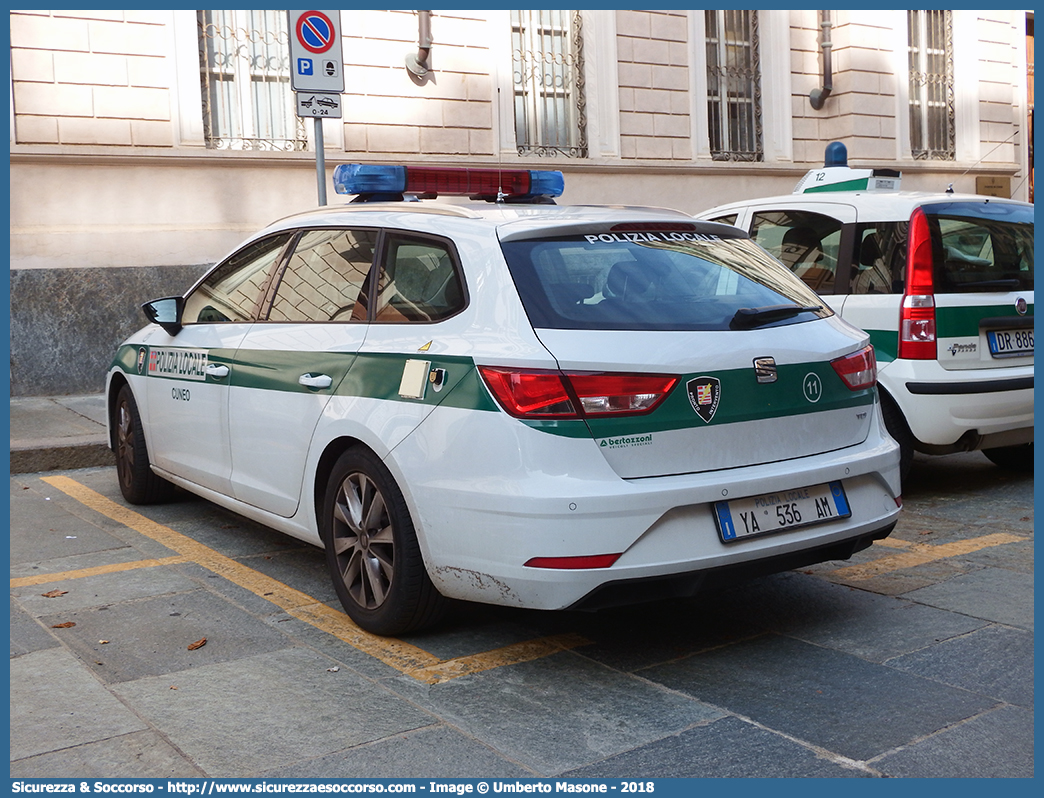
[478,367,677,420]
[831,345,877,390]
[524,553,622,569]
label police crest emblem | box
[686,376,720,423]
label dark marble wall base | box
[10,264,210,397]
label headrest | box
[606,261,652,298]
[781,227,820,250]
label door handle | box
[205,364,230,379]
[298,373,333,389]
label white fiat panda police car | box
[698,143,1034,481]
[107,163,901,635]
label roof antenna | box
[496,87,506,202]
[951,128,1022,195]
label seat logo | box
[687,376,721,423]
[753,357,777,384]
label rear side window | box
[923,202,1034,292]
[501,232,831,331]
[373,236,466,323]
[751,210,843,294]
[707,213,738,227]
[851,223,906,295]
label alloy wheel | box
[330,472,395,609]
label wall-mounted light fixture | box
[405,10,433,82]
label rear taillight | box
[569,373,678,415]
[476,368,575,418]
[898,207,937,360]
[832,345,877,390]
[478,367,677,420]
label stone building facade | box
[8,9,1034,394]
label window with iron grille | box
[511,10,588,158]
[908,10,955,161]
[197,10,307,151]
[705,10,762,162]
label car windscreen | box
[500,232,833,331]
[923,201,1034,292]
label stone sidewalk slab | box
[11,647,149,761]
[903,567,1034,631]
[112,647,437,777]
[874,705,1034,778]
[10,394,113,473]
[640,634,998,762]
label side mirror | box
[142,296,184,336]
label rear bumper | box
[568,520,896,611]
[880,360,1034,449]
[905,375,1034,395]
[391,403,902,611]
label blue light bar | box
[333,163,406,195]
[332,163,564,202]
[529,170,565,198]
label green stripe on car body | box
[936,303,1034,339]
[116,344,497,410]
[335,352,500,413]
[112,345,236,382]
[865,329,898,363]
[579,361,874,441]
[115,344,872,440]
[803,177,873,193]
[111,345,141,374]
[856,303,1034,365]
[231,350,356,393]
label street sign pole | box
[288,10,344,206]
[314,118,326,206]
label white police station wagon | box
[698,143,1034,480]
[107,163,901,635]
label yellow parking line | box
[36,476,589,681]
[404,633,590,685]
[10,556,191,588]
[871,537,914,549]
[828,532,1025,581]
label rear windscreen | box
[924,202,1034,292]
[500,232,832,331]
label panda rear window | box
[924,202,1034,293]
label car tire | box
[114,384,176,504]
[322,446,447,636]
[880,392,914,484]
[982,442,1034,472]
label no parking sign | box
[288,10,344,93]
